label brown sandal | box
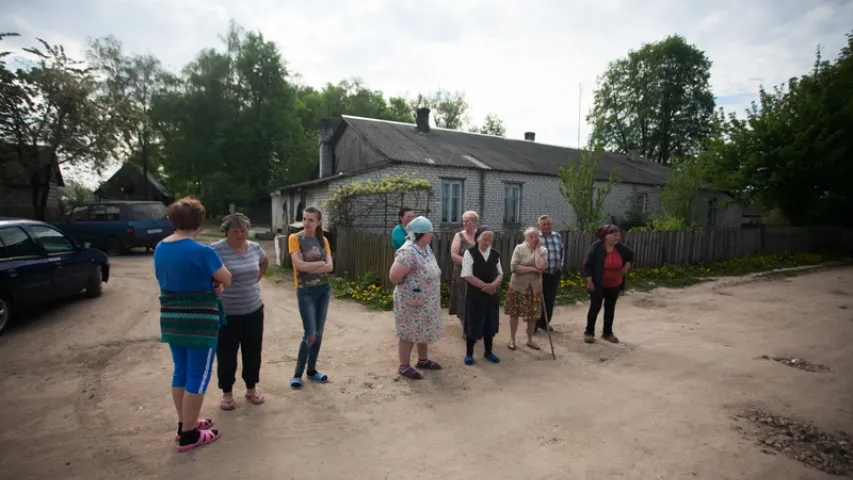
[526,341,541,350]
[507,340,517,350]
[399,366,423,380]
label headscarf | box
[597,224,620,241]
[474,225,492,245]
[405,216,433,241]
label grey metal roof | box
[340,115,673,185]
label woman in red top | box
[582,225,634,344]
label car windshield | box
[128,203,168,221]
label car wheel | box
[104,237,122,256]
[0,294,11,335]
[84,265,103,298]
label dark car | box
[0,217,110,334]
[52,200,173,256]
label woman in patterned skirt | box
[449,211,479,335]
[505,227,548,351]
[389,216,444,380]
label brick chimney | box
[524,132,535,141]
[318,118,334,178]
[415,108,431,133]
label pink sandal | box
[176,429,220,452]
[174,418,215,441]
[245,392,265,405]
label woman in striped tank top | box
[211,213,270,411]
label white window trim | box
[635,193,648,214]
[440,179,464,224]
[504,183,522,224]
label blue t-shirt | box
[154,238,223,293]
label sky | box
[3,0,852,188]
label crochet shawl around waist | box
[159,291,225,349]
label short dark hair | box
[398,207,413,224]
[168,196,206,231]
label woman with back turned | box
[154,197,231,452]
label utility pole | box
[578,82,583,148]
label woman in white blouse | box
[460,225,504,366]
[505,227,547,351]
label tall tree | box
[557,149,618,232]
[295,78,413,132]
[588,35,716,165]
[150,22,313,213]
[470,113,506,136]
[87,35,172,199]
[704,34,853,226]
[410,89,469,129]
[0,36,117,219]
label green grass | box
[327,251,846,312]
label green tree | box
[150,21,313,213]
[409,89,469,129]
[470,113,506,136]
[656,156,704,229]
[0,36,117,219]
[61,179,95,203]
[588,35,716,165]
[557,149,618,232]
[703,33,853,226]
[87,35,172,198]
[295,78,414,132]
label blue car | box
[0,217,110,334]
[52,200,173,256]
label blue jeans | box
[295,284,331,375]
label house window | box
[635,194,648,213]
[504,184,521,224]
[440,180,463,224]
[708,199,717,226]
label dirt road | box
[1,252,851,480]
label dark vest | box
[466,246,501,301]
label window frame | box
[29,225,78,255]
[503,183,522,225]
[439,179,464,224]
[0,226,43,260]
[635,193,649,214]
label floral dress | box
[393,243,444,344]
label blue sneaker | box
[484,352,500,363]
[464,355,474,365]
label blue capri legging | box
[170,344,216,395]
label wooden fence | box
[276,225,847,288]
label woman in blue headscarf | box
[388,216,444,379]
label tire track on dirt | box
[71,293,159,477]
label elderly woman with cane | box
[389,216,444,380]
[211,213,269,410]
[460,225,503,365]
[583,224,634,344]
[505,227,548,351]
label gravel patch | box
[733,408,852,476]
[757,354,832,373]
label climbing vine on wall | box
[326,175,433,232]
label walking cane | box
[540,294,556,360]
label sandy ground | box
[1,247,852,480]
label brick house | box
[269,109,741,233]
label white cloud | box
[2,0,851,187]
